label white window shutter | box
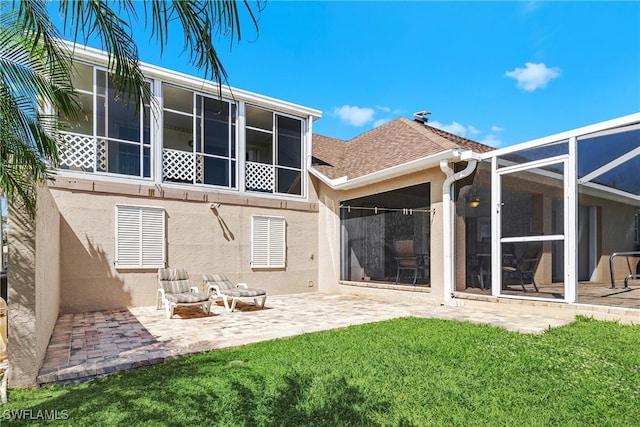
[116,205,166,269]
[269,217,285,267]
[141,208,165,267]
[251,215,286,268]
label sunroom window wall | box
[162,84,237,188]
[60,64,151,178]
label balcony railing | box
[59,132,97,172]
[245,161,274,192]
[60,133,282,194]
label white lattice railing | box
[59,133,95,171]
[97,139,108,172]
[246,161,274,192]
[163,149,194,182]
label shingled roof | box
[311,117,495,180]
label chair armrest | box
[236,283,249,289]
[157,288,166,298]
[207,284,222,295]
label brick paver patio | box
[37,293,640,386]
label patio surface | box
[37,292,640,386]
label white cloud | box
[479,134,503,148]
[429,120,472,137]
[467,125,481,136]
[373,118,390,128]
[333,105,375,126]
[505,62,560,91]
[429,119,504,146]
[375,105,391,113]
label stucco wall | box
[315,167,447,304]
[50,179,319,313]
[8,186,61,388]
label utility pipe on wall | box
[440,155,478,306]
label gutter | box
[309,149,465,191]
[440,152,480,306]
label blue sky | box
[53,1,640,147]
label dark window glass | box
[198,156,229,187]
[277,168,302,195]
[277,116,302,169]
[107,141,140,176]
[202,97,229,157]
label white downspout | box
[440,157,478,306]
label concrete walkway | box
[36,293,637,386]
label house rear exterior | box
[7,44,640,387]
[9,45,323,386]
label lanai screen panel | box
[577,124,640,301]
[455,161,492,291]
[499,162,565,299]
[340,183,431,284]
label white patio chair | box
[202,274,267,312]
[157,268,212,319]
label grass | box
[4,316,640,426]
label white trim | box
[566,137,578,303]
[500,235,565,243]
[576,122,640,141]
[491,156,501,295]
[496,155,569,175]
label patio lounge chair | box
[157,268,212,319]
[202,273,267,312]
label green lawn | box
[5,316,640,426]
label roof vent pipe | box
[413,110,431,123]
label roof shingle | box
[312,117,494,180]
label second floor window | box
[162,84,237,188]
[60,63,151,178]
[246,105,303,196]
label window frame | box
[161,83,238,189]
[61,62,153,179]
[245,104,305,197]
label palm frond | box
[59,0,152,107]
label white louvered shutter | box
[116,205,166,269]
[251,215,286,268]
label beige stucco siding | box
[8,186,61,387]
[46,179,319,313]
